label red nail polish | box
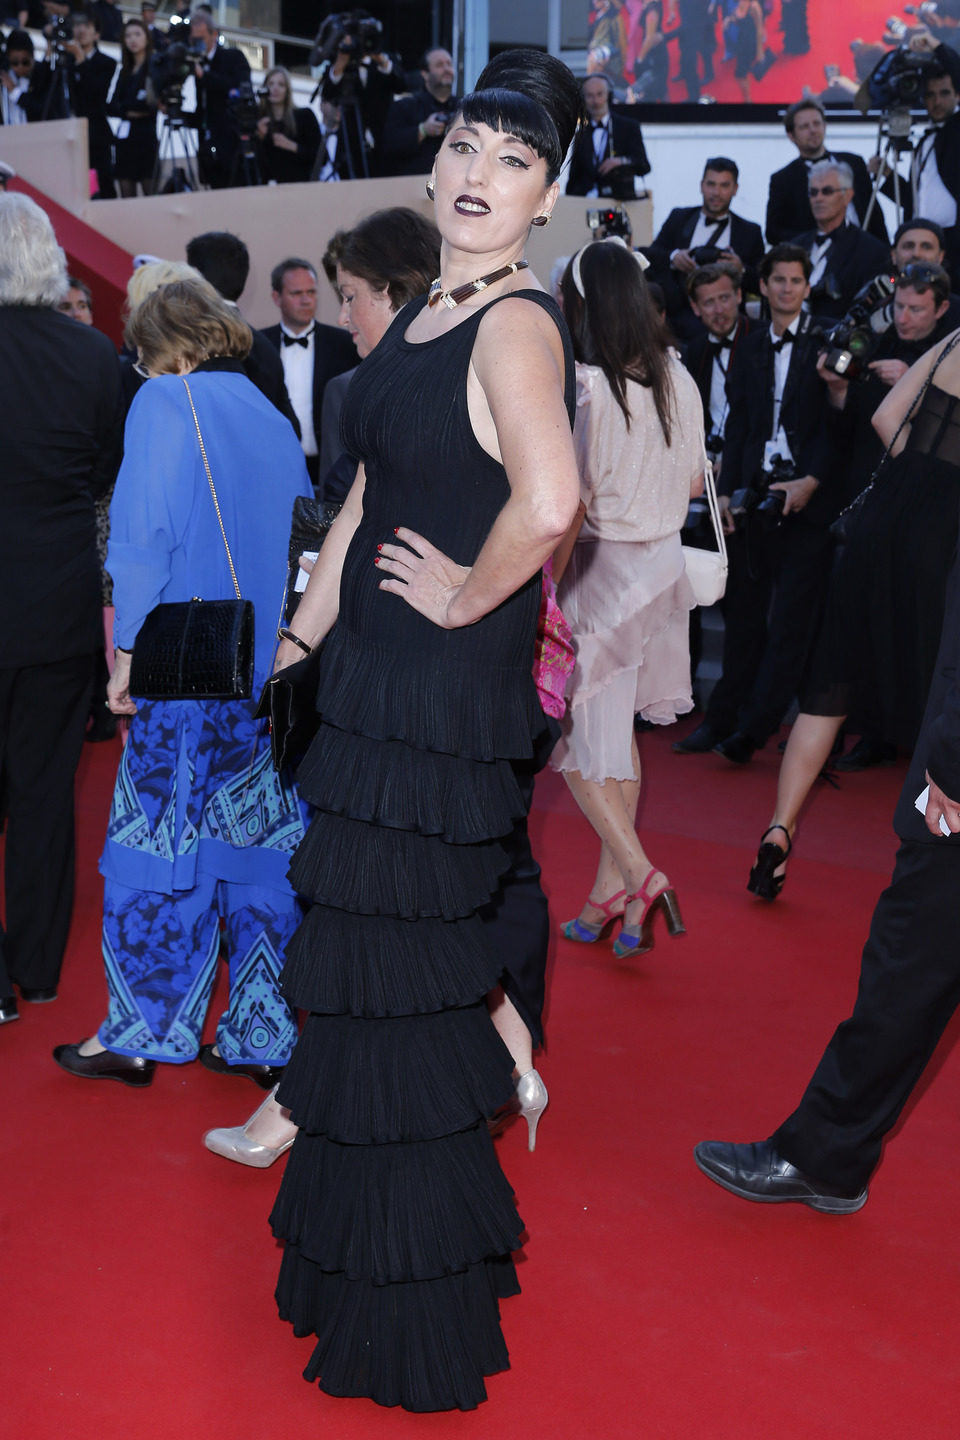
[377,543,383,551]
[374,557,380,565]
[394,527,399,535]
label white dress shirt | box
[708,326,738,436]
[316,128,341,182]
[768,315,802,464]
[913,126,958,230]
[280,324,317,457]
[689,210,732,252]
[1,76,30,125]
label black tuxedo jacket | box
[796,222,891,320]
[245,329,299,433]
[766,151,889,246]
[884,44,960,248]
[652,206,765,294]
[721,314,838,525]
[683,316,753,432]
[566,113,650,198]
[188,44,250,176]
[260,321,358,452]
[0,306,123,666]
[381,89,459,176]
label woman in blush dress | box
[552,237,704,957]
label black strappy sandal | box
[747,824,792,901]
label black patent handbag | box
[129,378,255,700]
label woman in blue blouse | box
[54,278,312,1087]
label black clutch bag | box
[130,598,255,699]
[286,496,341,622]
[129,378,255,701]
[254,646,324,770]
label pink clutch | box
[532,557,574,720]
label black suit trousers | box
[0,654,94,991]
[773,840,960,1191]
[707,515,833,741]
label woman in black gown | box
[255,66,321,184]
[110,18,157,197]
[266,51,583,1411]
[747,329,960,899]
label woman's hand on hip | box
[107,650,137,716]
[376,527,472,628]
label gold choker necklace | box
[428,260,530,310]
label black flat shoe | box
[714,731,759,765]
[0,995,19,1025]
[198,1043,285,1090]
[672,720,722,754]
[53,1040,155,1086]
[747,823,792,901]
[20,986,57,1003]
[833,737,897,772]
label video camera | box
[227,80,260,139]
[311,9,384,69]
[822,274,897,380]
[863,39,936,110]
[151,38,205,115]
[587,206,632,241]
[47,11,74,59]
[729,454,796,532]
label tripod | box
[229,133,263,188]
[153,110,199,193]
[863,106,914,233]
[41,49,73,121]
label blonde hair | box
[261,66,296,137]
[126,259,204,315]
[125,276,252,373]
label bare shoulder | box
[472,291,565,381]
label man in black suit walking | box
[185,8,250,189]
[0,194,123,1024]
[675,245,839,762]
[766,97,888,246]
[695,511,960,1213]
[651,156,764,339]
[565,73,650,200]
[795,159,892,320]
[261,257,357,489]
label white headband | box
[570,235,650,297]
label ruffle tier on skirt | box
[271,621,534,1412]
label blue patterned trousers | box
[98,876,301,1064]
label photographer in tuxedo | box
[795,160,891,320]
[565,73,650,199]
[184,8,250,190]
[870,35,960,281]
[682,261,753,473]
[675,246,838,763]
[22,10,116,197]
[766,97,888,246]
[0,195,123,1023]
[651,157,764,340]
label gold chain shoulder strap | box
[181,375,242,601]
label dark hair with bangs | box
[458,88,563,182]
[561,242,674,443]
[471,48,583,183]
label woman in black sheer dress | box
[263,52,583,1411]
[747,330,960,899]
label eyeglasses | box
[132,360,152,379]
[808,185,845,196]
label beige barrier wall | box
[0,117,91,213]
[84,181,653,328]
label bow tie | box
[710,335,734,349]
[592,119,607,129]
[814,232,832,245]
[771,331,795,352]
[282,328,313,348]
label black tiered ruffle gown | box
[270,290,575,1412]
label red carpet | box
[6,724,960,1439]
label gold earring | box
[426,178,436,201]
[531,212,552,227]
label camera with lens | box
[48,12,73,57]
[729,454,795,532]
[822,274,896,381]
[311,9,384,69]
[865,40,936,110]
[150,40,196,114]
[228,80,260,139]
[586,206,632,241]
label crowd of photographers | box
[0,4,460,192]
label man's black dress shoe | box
[53,1041,155,1087]
[0,995,20,1025]
[20,986,57,1003]
[693,1139,868,1214]
[833,736,897,772]
[713,732,759,765]
[672,721,723,754]
[198,1042,285,1090]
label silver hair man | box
[0,193,68,307]
[807,157,855,192]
